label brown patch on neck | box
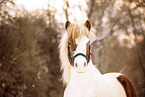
[117,75,138,97]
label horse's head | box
[65,20,92,73]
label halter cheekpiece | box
[68,42,91,65]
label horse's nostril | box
[84,62,86,67]
[75,63,78,67]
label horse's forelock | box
[66,24,90,41]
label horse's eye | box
[68,42,71,45]
[87,41,90,45]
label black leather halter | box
[68,42,91,65]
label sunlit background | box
[15,0,88,22]
[0,0,145,97]
[16,0,48,11]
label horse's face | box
[66,20,91,73]
[74,36,90,73]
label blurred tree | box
[0,0,15,25]
[0,5,63,97]
[37,27,63,97]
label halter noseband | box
[68,42,91,65]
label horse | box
[59,20,138,97]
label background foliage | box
[0,0,145,97]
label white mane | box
[59,23,95,85]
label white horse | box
[59,20,138,97]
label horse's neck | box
[70,61,101,85]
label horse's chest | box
[64,79,97,97]
[63,76,126,97]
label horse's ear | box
[65,21,71,30]
[84,20,91,31]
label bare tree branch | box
[87,0,95,19]
[128,8,145,75]
[63,0,69,21]
[91,12,124,45]
[91,29,113,45]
